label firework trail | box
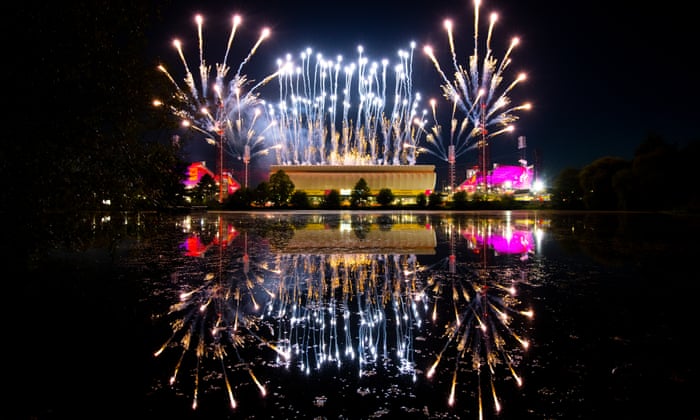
[265,43,428,166]
[420,0,531,171]
[155,13,280,180]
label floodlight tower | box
[243,144,251,189]
[217,127,225,203]
[479,100,489,193]
[448,144,456,195]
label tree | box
[290,190,310,208]
[254,182,271,207]
[452,191,469,209]
[428,192,444,208]
[551,167,584,209]
[376,188,395,207]
[225,187,254,209]
[416,192,428,208]
[350,178,371,208]
[13,1,184,214]
[627,133,679,210]
[268,170,295,207]
[579,157,629,210]
[191,174,217,205]
[322,189,342,209]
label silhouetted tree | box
[428,192,444,208]
[12,1,184,214]
[350,178,371,208]
[190,174,217,205]
[416,192,428,208]
[254,182,271,207]
[322,189,342,209]
[290,190,310,208]
[452,191,469,209]
[627,133,678,210]
[376,188,395,207]
[551,167,584,209]
[579,157,629,210]
[225,187,254,209]
[268,170,295,207]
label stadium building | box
[269,164,436,205]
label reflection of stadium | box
[270,220,437,255]
[269,164,436,203]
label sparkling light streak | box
[265,43,429,165]
[421,0,531,188]
[155,13,280,189]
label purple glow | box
[462,228,534,254]
[458,165,533,192]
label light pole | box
[217,128,225,204]
[448,144,455,196]
[243,144,251,189]
[479,100,489,194]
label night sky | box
[149,0,697,188]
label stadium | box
[268,164,437,205]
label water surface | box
[19,210,699,419]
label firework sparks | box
[155,13,280,189]
[421,0,531,190]
[265,43,428,166]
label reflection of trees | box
[352,215,372,240]
[377,214,394,231]
[256,219,295,248]
[547,213,679,266]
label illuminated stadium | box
[269,164,436,204]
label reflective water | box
[20,211,699,419]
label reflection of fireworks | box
[420,0,531,181]
[264,233,428,379]
[267,44,428,165]
[154,219,284,411]
[154,13,280,177]
[422,215,536,417]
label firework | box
[421,0,531,191]
[155,13,280,189]
[265,43,428,166]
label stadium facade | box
[269,164,436,204]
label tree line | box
[549,133,700,212]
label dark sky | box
[150,0,697,187]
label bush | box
[376,188,395,207]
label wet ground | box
[16,210,700,419]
